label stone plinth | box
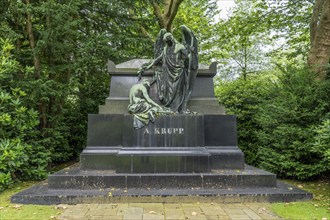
[80,114,244,172]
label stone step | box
[11,180,312,205]
[80,148,245,172]
[47,164,277,190]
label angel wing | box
[180,25,199,112]
[180,25,198,70]
[154,29,167,59]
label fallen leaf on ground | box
[13,205,22,209]
[55,205,67,210]
[258,207,267,214]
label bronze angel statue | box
[138,25,198,114]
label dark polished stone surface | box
[204,115,238,146]
[11,164,312,205]
[87,114,123,146]
[82,114,245,171]
[86,114,238,147]
[48,164,276,190]
[80,146,244,171]
[11,181,313,205]
[123,114,204,147]
[81,152,210,173]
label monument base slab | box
[11,164,312,205]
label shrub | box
[311,119,330,172]
[257,67,330,179]
[215,75,271,166]
[0,39,49,191]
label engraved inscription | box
[143,127,184,135]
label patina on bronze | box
[128,79,171,129]
[129,25,198,128]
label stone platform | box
[11,164,312,205]
[81,114,244,172]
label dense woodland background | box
[0,0,329,191]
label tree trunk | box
[25,0,41,79]
[149,0,184,31]
[307,0,330,80]
[25,0,47,128]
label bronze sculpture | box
[128,79,167,129]
[130,25,198,128]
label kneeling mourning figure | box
[11,24,312,205]
[128,79,171,129]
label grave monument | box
[12,25,311,204]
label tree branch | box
[165,0,183,31]
[128,7,153,41]
[25,0,41,79]
[149,0,166,29]
[164,0,173,18]
[25,0,48,128]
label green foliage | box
[212,1,273,80]
[0,0,220,170]
[215,74,271,165]
[311,119,330,170]
[0,39,49,191]
[174,0,218,64]
[216,65,330,179]
[0,139,28,191]
[257,68,330,179]
[211,0,314,80]
[0,0,155,167]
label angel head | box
[163,33,175,47]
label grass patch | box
[0,182,63,220]
[271,178,330,220]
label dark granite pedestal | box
[80,114,244,172]
[11,59,312,204]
